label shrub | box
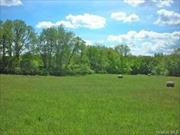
[66,64,94,75]
[39,69,49,76]
[14,67,21,74]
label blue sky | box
[1,0,180,55]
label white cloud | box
[107,30,180,55]
[0,0,22,6]
[111,12,139,23]
[123,0,173,7]
[123,0,145,6]
[36,21,55,29]
[154,9,180,25]
[152,0,173,8]
[64,14,106,29]
[55,20,76,29]
[84,40,94,45]
[37,13,106,29]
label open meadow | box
[0,74,180,135]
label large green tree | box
[115,44,130,57]
[13,20,36,66]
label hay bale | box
[117,74,123,78]
[166,81,175,87]
[147,73,152,76]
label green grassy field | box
[0,74,180,135]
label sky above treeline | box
[0,0,180,55]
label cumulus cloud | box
[152,0,173,8]
[111,12,139,23]
[0,0,22,6]
[123,0,145,6]
[37,13,106,29]
[36,21,55,29]
[123,0,173,7]
[84,40,94,46]
[107,30,180,55]
[154,9,180,25]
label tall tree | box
[66,36,85,66]
[0,20,14,71]
[115,45,130,56]
[55,26,74,72]
[13,20,35,66]
[39,27,57,70]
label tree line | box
[0,20,180,76]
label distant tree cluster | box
[0,20,180,76]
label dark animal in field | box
[166,81,175,87]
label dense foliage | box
[0,20,180,76]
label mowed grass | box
[0,74,180,135]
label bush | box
[20,53,42,75]
[66,64,94,75]
[39,69,49,76]
[14,67,21,74]
[20,59,39,75]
